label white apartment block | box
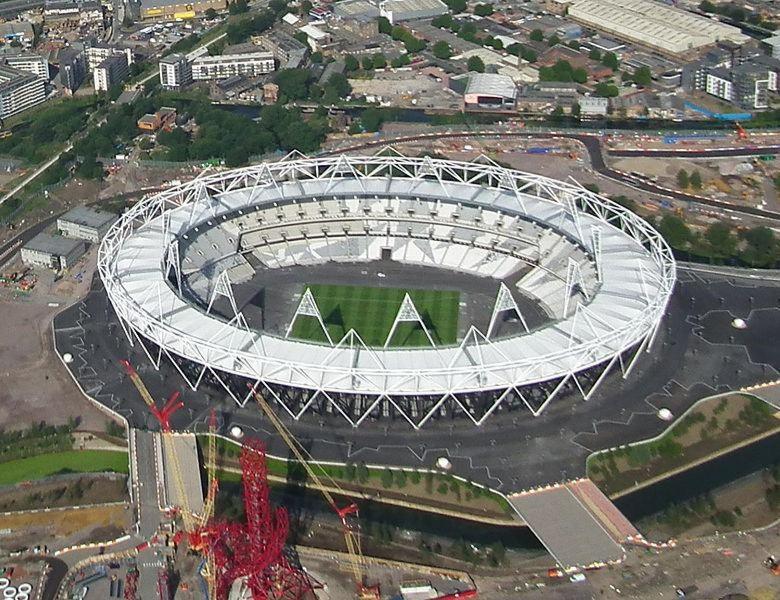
[705,71,733,102]
[159,53,191,90]
[0,65,46,119]
[93,53,129,92]
[191,52,275,80]
[86,44,133,72]
[5,55,50,80]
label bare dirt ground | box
[0,249,111,432]
[0,475,127,513]
[0,503,131,552]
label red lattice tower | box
[198,439,312,600]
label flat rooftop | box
[59,206,116,229]
[24,232,84,256]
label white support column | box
[165,239,182,295]
[590,226,602,282]
[207,270,238,317]
[384,293,435,348]
[487,282,529,337]
[563,257,589,318]
[285,287,333,345]
[563,193,583,239]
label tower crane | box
[248,385,380,600]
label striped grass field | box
[290,284,460,347]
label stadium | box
[97,153,676,429]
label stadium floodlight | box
[487,282,529,337]
[99,153,675,428]
[286,287,333,345]
[384,293,435,348]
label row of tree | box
[654,213,779,267]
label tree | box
[372,53,387,69]
[633,66,652,87]
[467,55,485,72]
[433,40,453,59]
[571,102,581,117]
[589,48,602,61]
[228,0,248,15]
[657,213,692,249]
[344,54,359,72]
[594,82,619,97]
[432,13,454,29]
[360,107,384,132]
[741,226,778,267]
[547,34,561,46]
[530,28,544,42]
[310,51,323,63]
[568,40,580,50]
[204,7,217,18]
[677,169,689,188]
[705,222,737,258]
[274,68,312,100]
[381,469,394,488]
[299,0,312,15]
[458,22,477,41]
[394,470,407,488]
[602,51,619,70]
[507,42,523,56]
[377,16,392,35]
[446,0,467,12]
[699,0,716,12]
[357,462,369,483]
[361,55,374,71]
[474,3,494,16]
[690,170,703,190]
[572,67,587,83]
[390,54,410,68]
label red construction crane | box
[197,439,313,600]
[248,385,379,600]
[120,359,184,432]
[735,122,748,141]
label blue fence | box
[684,101,752,121]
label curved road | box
[325,131,780,221]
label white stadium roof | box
[99,154,675,428]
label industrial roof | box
[24,233,84,256]
[569,0,749,55]
[59,206,116,230]
[465,72,517,99]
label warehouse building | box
[334,0,380,19]
[462,73,517,111]
[21,234,86,270]
[57,207,117,243]
[379,0,448,24]
[0,65,46,119]
[568,0,749,56]
[139,0,226,20]
[191,51,275,80]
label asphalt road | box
[53,268,780,492]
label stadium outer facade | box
[98,153,676,428]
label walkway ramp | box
[159,433,205,516]
[507,480,628,569]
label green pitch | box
[290,284,460,347]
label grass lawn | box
[0,450,129,486]
[588,393,780,496]
[290,284,460,347]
